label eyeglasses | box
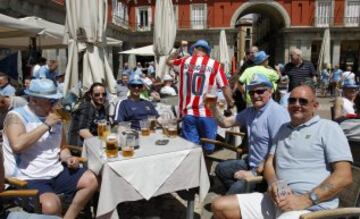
[93,92,107,97]
[130,84,143,89]
[249,89,267,96]
[288,97,310,106]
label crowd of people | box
[0,38,358,219]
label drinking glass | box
[275,180,289,199]
[167,119,178,138]
[122,134,135,158]
[97,120,110,141]
[148,115,157,132]
[105,134,118,158]
[140,119,150,136]
[54,103,71,122]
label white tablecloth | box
[83,131,210,219]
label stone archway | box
[230,1,291,29]
[231,1,291,63]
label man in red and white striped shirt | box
[167,39,234,153]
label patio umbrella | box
[0,13,43,38]
[219,30,231,76]
[317,28,331,73]
[153,0,177,79]
[127,54,137,70]
[64,0,117,95]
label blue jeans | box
[215,159,252,195]
[181,115,217,153]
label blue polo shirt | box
[0,83,16,96]
[114,98,159,130]
[271,116,353,211]
[235,99,290,168]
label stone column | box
[332,40,341,67]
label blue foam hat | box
[253,51,270,65]
[25,78,63,99]
[189,39,211,55]
[246,73,273,91]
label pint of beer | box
[123,134,135,157]
[167,120,178,138]
[106,134,118,158]
[148,116,157,132]
[97,120,109,140]
[140,119,150,136]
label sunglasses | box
[288,97,310,106]
[130,84,143,89]
[49,99,59,106]
[249,89,267,96]
[93,92,107,97]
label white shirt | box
[342,71,355,81]
[3,105,63,180]
[342,97,355,115]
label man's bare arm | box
[263,154,277,185]
[79,129,94,140]
[310,161,352,203]
[208,103,238,128]
[4,113,50,153]
[221,85,235,108]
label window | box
[344,0,360,26]
[191,4,207,29]
[136,7,151,31]
[112,0,129,28]
[246,28,251,38]
[315,0,333,27]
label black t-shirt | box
[284,60,316,91]
[68,101,107,146]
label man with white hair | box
[160,74,177,96]
[284,48,316,92]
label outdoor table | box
[82,130,210,219]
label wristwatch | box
[309,191,320,205]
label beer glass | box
[148,116,157,132]
[205,86,217,107]
[97,120,110,141]
[54,103,71,122]
[160,112,171,137]
[122,134,135,158]
[167,120,178,138]
[275,180,289,199]
[140,119,150,136]
[217,99,226,110]
[106,134,118,158]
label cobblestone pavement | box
[116,96,333,219]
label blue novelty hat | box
[253,51,270,65]
[246,73,273,91]
[25,78,63,99]
[189,39,211,55]
[128,73,143,85]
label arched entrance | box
[231,1,290,64]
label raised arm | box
[207,100,238,128]
[4,112,60,153]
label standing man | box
[116,73,130,100]
[284,48,316,92]
[167,39,234,154]
[0,73,15,96]
[330,64,343,96]
[212,85,353,219]
[35,60,59,81]
[208,74,289,194]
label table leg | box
[177,188,198,219]
[186,197,195,219]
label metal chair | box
[300,165,360,219]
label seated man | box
[208,74,289,195]
[114,73,159,130]
[160,74,177,97]
[2,79,98,219]
[68,82,108,146]
[1,141,60,219]
[212,85,353,219]
[0,73,16,96]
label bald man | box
[284,49,316,92]
[212,85,353,219]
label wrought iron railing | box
[344,16,360,26]
[314,16,334,27]
[112,15,129,29]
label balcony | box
[177,19,208,30]
[344,17,360,27]
[314,16,334,27]
[112,15,129,29]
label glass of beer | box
[122,134,135,158]
[106,134,118,158]
[205,86,218,107]
[167,120,178,138]
[54,103,71,122]
[217,99,226,110]
[148,116,157,132]
[140,119,150,136]
[97,120,110,141]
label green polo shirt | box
[239,65,279,105]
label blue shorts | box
[26,165,86,198]
[181,115,217,153]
